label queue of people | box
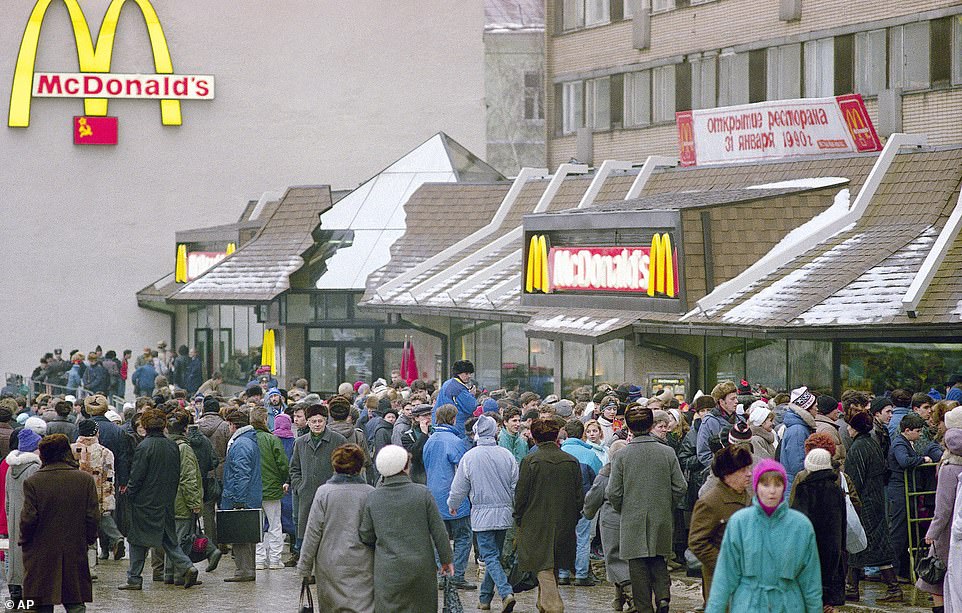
[3,352,962,613]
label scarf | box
[751,426,775,444]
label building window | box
[585,77,611,130]
[562,81,584,134]
[931,17,952,88]
[766,43,801,100]
[748,49,768,103]
[855,29,886,95]
[529,338,555,397]
[889,22,930,91]
[652,64,676,122]
[562,342,593,398]
[524,72,544,120]
[954,16,962,86]
[718,51,749,106]
[691,53,717,109]
[651,0,673,11]
[562,0,610,29]
[803,38,834,97]
[624,69,651,126]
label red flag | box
[405,339,419,384]
[74,116,118,145]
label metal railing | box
[904,462,938,584]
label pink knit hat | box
[752,458,787,493]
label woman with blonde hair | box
[582,420,609,466]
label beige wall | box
[0,0,486,377]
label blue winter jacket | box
[66,364,82,393]
[780,408,815,491]
[561,438,604,475]
[221,426,263,509]
[422,424,470,520]
[707,499,822,613]
[887,433,942,489]
[433,377,477,436]
[696,408,735,468]
[132,364,158,394]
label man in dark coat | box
[288,403,346,552]
[514,418,583,613]
[118,409,199,589]
[81,353,109,396]
[20,434,99,613]
[608,406,687,613]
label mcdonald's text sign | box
[676,94,881,167]
[525,234,679,298]
[9,0,215,129]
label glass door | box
[309,346,339,394]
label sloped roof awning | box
[524,309,638,344]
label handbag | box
[441,576,464,613]
[915,547,947,584]
[298,580,314,613]
[840,474,867,554]
[184,515,209,563]
[505,549,538,594]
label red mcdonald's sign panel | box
[676,111,696,167]
[73,115,118,145]
[836,94,882,152]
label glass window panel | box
[624,70,651,127]
[803,38,834,97]
[954,16,962,86]
[692,55,717,110]
[746,340,787,391]
[585,0,609,26]
[855,29,887,96]
[562,342,592,398]
[309,346,338,394]
[476,323,502,391]
[652,65,676,122]
[562,81,584,134]
[502,323,528,393]
[345,348,373,385]
[594,339,626,387]
[327,294,350,320]
[788,340,832,395]
[529,338,555,397]
[586,77,610,130]
[767,44,801,100]
[286,294,312,324]
[563,0,585,30]
[840,342,962,396]
[307,328,374,342]
[652,0,673,11]
[718,52,749,107]
[890,23,930,91]
[706,337,746,391]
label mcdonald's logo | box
[646,233,676,298]
[9,0,214,129]
[529,234,680,297]
[525,234,550,294]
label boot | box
[877,567,903,603]
[845,567,859,602]
[612,583,626,611]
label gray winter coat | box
[359,474,453,613]
[289,428,347,538]
[607,434,687,559]
[297,476,375,613]
[447,438,518,532]
[391,414,412,446]
[583,464,629,584]
[5,450,41,586]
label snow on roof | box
[485,0,544,31]
[746,177,849,190]
[800,226,938,325]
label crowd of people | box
[3,349,962,613]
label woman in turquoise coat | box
[706,458,823,613]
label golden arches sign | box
[647,233,676,298]
[9,0,181,127]
[525,234,550,294]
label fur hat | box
[0,398,15,421]
[24,416,47,435]
[945,407,962,430]
[375,444,408,477]
[849,410,873,434]
[804,448,833,472]
[84,394,109,416]
[452,360,474,375]
[816,395,840,415]
[18,428,41,452]
[203,396,221,414]
[38,433,72,465]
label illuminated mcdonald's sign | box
[9,0,214,129]
[524,233,679,297]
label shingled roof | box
[169,186,333,304]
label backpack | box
[187,429,220,502]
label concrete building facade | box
[546,0,962,167]
[0,0,486,376]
